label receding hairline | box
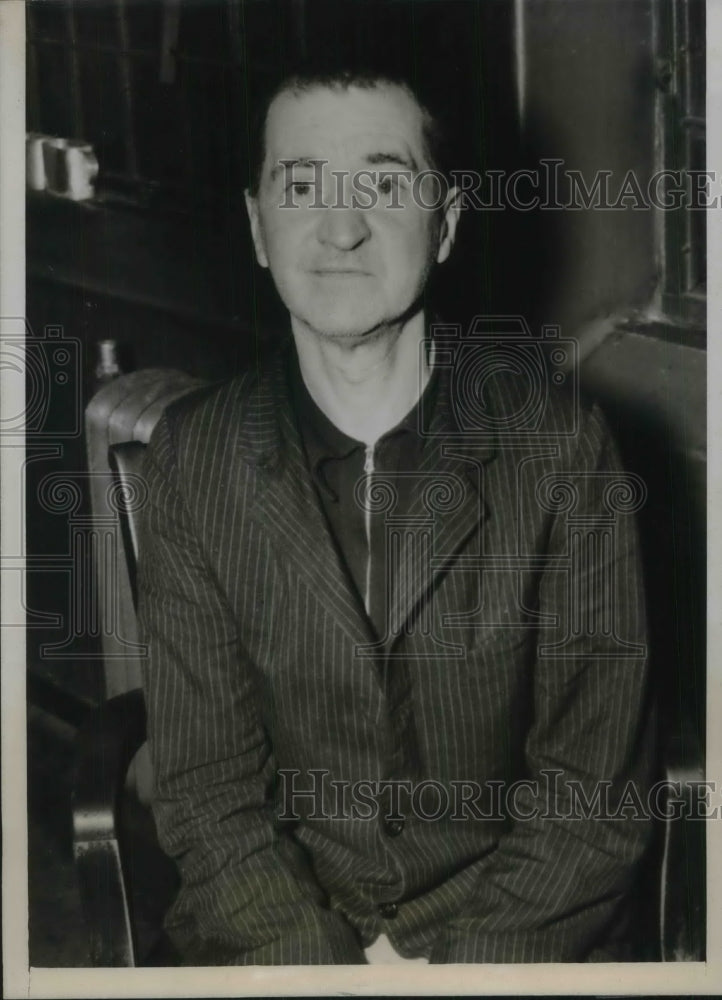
[274,74,427,106]
[249,73,444,194]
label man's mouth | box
[309,268,371,276]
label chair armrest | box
[73,688,147,840]
[72,689,147,966]
[659,733,706,961]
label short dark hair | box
[246,67,453,196]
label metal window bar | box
[656,0,706,322]
[115,0,139,181]
[64,0,84,140]
[159,0,181,84]
[685,3,704,298]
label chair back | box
[108,440,148,611]
[85,369,203,698]
[75,370,203,966]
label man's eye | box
[377,176,396,195]
[290,181,313,196]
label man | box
[139,68,653,965]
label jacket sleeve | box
[430,405,655,963]
[138,412,365,965]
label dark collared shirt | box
[288,346,438,642]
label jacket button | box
[378,902,398,920]
[385,817,405,837]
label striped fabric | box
[138,338,654,965]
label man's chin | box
[295,312,388,343]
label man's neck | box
[291,312,431,445]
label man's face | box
[245,83,459,342]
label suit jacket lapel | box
[236,341,498,655]
[241,347,375,650]
[386,367,497,650]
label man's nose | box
[316,206,371,251]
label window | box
[655,0,706,324]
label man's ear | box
[244,189,269,268]
[436,185,461,265]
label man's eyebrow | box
[268,151,420,181]
[269,157,320,182]
[363,151,419,171]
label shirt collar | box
[288,338,439,490]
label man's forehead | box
[263,83,427,167]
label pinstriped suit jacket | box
[139,337,654,965]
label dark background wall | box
[518,0,705,782]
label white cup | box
[26,132,47,191]
[41,137,98,200]
[42,137,69,194]
[66,140,98,201]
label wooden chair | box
[72,371,706,966]
[73,371,202,965]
